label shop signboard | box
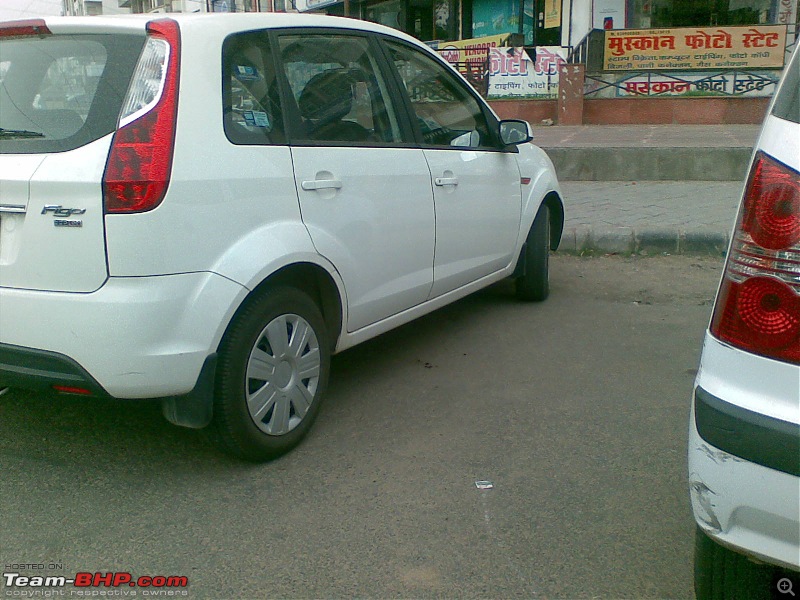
[614,72,780,97]
[487,46,566,98]
[777,0,797,26]
[472,0,520,38]
[544,0,560,29]
[593,0,626,30]
[439,34,513,65]
[603,25,787,71]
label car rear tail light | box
[103,19,180,214]
[0,19,51,37]
[710,152,800,364]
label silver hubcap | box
[245,314,320,436]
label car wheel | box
[210,287,330,461]
[694,527,775,600]
[516,203,550,301]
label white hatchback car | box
[689,46,800,598]
[0,14,563,460]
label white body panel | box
[0,273,246,397]
[688,411,800,571]
[425,148,521,298]
[0,140,111,292]
[292,146,435,332]
[690,335,800,570]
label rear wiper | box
[0,127,44,138]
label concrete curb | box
[558,227,729,255]
[543,147,752,181]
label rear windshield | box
[772,49,799,124]
[0,33,145,154]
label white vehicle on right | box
[689,46,800,599]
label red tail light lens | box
[711,152,800,364]
[741,155,800,250]
[103,19,180,214]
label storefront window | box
[471,0,533,42]
[434,0,458,40]
[627,0,785,29]
[409,0,434,40]
[365,0,406,29]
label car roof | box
[22,12,426,48]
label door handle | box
[301,179,342,191]
[434,177,458,187]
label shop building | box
[120,0,797,125]
[293,0,797,50]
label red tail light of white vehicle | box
[103,19,180,214]
[710,151,800,365]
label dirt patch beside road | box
[552,253,724,307]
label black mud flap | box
[162,354,217,429]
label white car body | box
[689,45,800,595]
[0,14,562,458]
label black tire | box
[516,204,550,301]
[694,527,775,600]
[209,286,330,462]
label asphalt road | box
[0,255,724,600]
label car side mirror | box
[499,119,533,147]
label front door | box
[383,40,522,298]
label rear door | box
[0,27,144,292]
[278,31,436,332]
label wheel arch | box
[232,262,344,354]
[542,191,564,251]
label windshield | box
[0,33,145,154]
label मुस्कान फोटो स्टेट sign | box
[603,24,787,71]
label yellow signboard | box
[544,0,561,29]
[439,34,513,64]
[603,25,787,71]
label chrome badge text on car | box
[41,205,86,227]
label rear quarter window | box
[222,31,285,146]
[0,34,145,154]
[772,50,799,124]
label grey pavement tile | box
[554,179,741,255]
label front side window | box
[385,40,495,149]
[277,33,403,144]
[223,31,285,145]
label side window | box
[277,34,403,144]
[385,41,495,149]
[223,31,285,145]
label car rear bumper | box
[0,343,111,397]
[689,337,800,572]
[0,272,245,399]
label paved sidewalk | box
[541,125,756,254]
[558,180,743,255]
[537,124,761,181]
